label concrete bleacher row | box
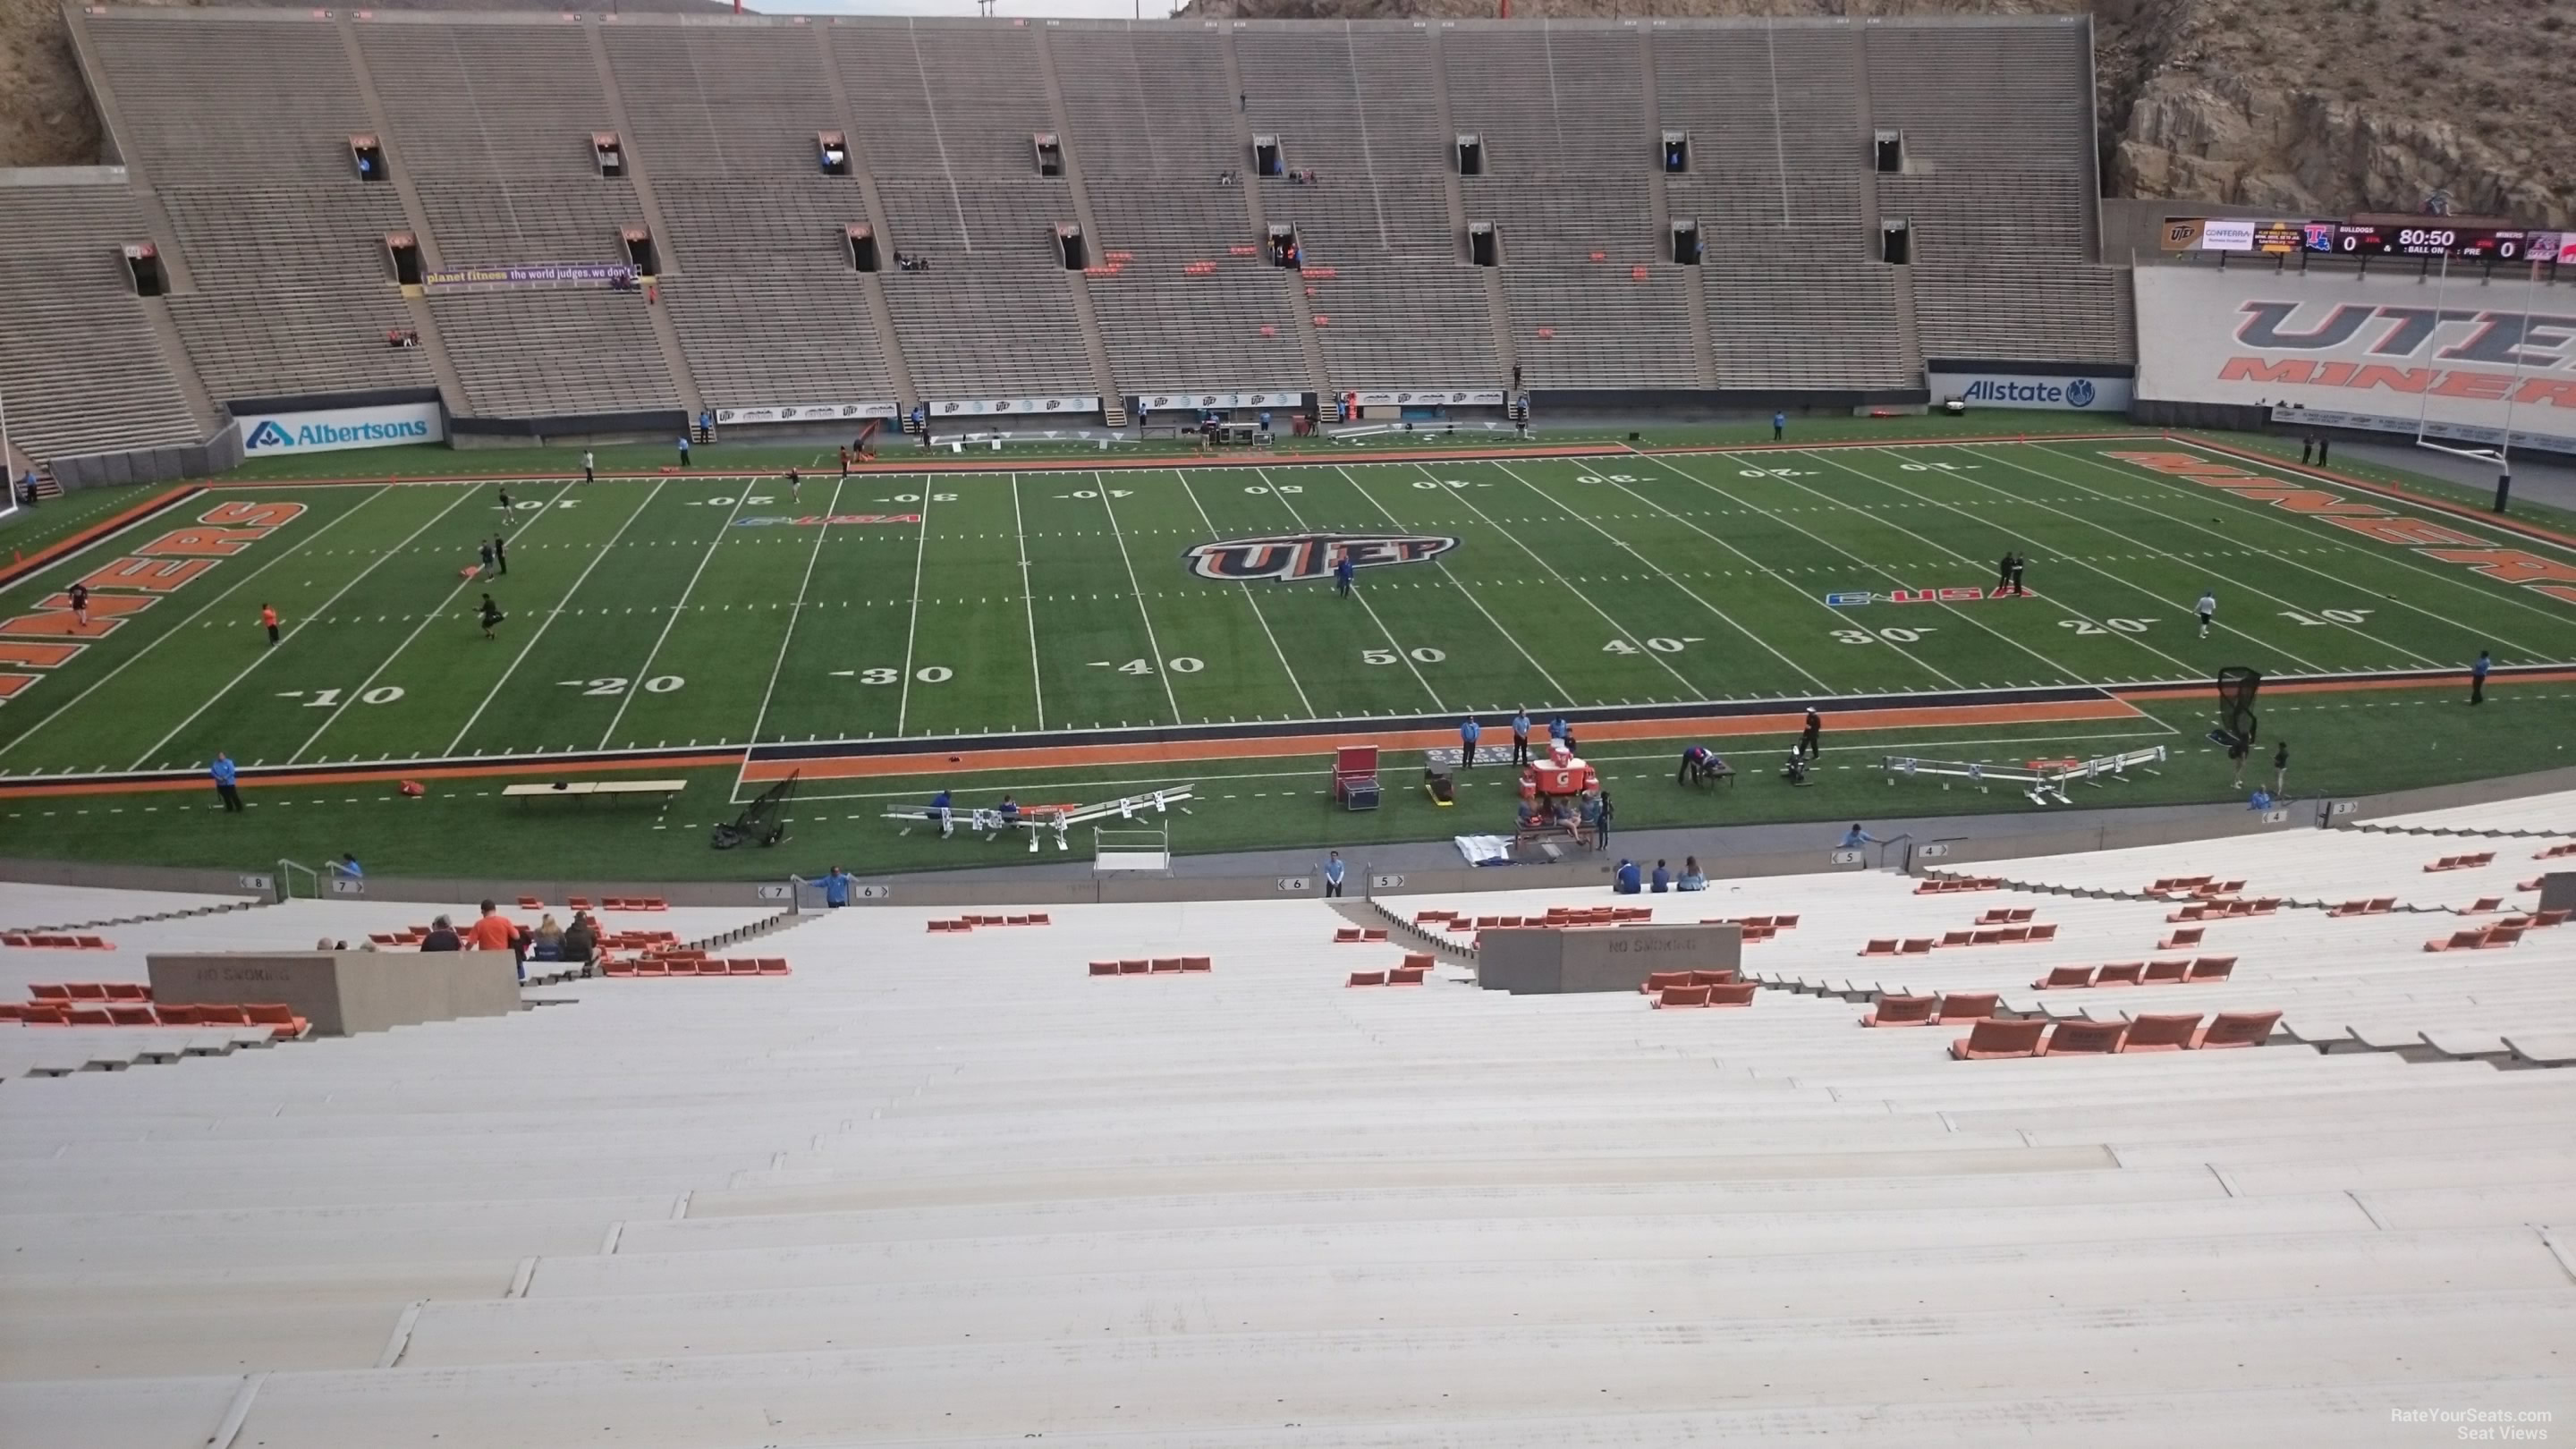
[3,839,2571,1441]
[40,8,2130,444]
[0,177,205,463]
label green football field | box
[2,434,2572,789]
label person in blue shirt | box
[1677,856,1707,890]
[997,795,1021,832]
[1679,743,1716,785]
[929,788,953,837]
[823,866,851,909]
[1614,858,1641,894]
[330,853,363,879]
[1772,411,1787,441]
[1321,850,1346,898]
[1840,823,1878,849]
[1510,708,1532,766]
[2470,649,2489,705]
[676,433,691,466]
[1549,716,1571,748]
[1650,860,1671,893]
[1459,716,1480,767]
[209,751,243,813]
[1335,548,1356,597]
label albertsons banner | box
[1925,369,2132,411]
[242,402,445,455]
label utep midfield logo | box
[2066,377,2096,407]
[244,419,294,451]
[1184,532,1459,582]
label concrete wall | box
[146,950,520,1036]
[1476,924,1740,996]
[2540,874,2576,915]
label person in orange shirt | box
[462,898,523,981]
[260,603,279,645]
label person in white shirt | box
[581,449,595,483]
[2195,589,2216,639]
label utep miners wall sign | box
[1183,532,1460,582]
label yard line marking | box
[1092,471,1184,724]
[600,482,760,751]
[1393,462,1695,695]
[2034,441,2572,653]
[1257,468,1449,710]
[448,479,668,757]
[892,479,936,735]
[1330,467,1502,707]
[0,484,397,767]
[1846,445,2306,674]
[294,481,579,765]
[1987,445,2461,667]
[125,484,475,772]
[1174,468,1313,718]
[1482,460,1824,695]
[1608,451,1964,690]
[740,474,843,752]
[1780,447,2209,680]
[1008,473,1046,730]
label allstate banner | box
[932,396,1101,417]
[422,262,635,290]
[242,402,444,455]
[1926,369,2131,411]
[713,402,900,425]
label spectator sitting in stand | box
[559,912,597,967]
[531,913,565,960]
[419,915,462,952]
[1677,857,1707,890]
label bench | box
[501,779,688,801]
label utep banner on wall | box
[931,396,1102,417]
[1339,389,1508,408]
[241,402,445,455]
[712,402,900,426]
[1925,370,2132,411]
[2134,267,2576,451]
[1135,391,1307,411]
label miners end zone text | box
[0,434,2571,787]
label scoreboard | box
[2164,216,2571,264]
[2303,222,2564,262]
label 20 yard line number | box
[558,675,684,696]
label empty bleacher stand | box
[25,7,2148,456]
[0,175,204,463]
[1866,20,2130,365]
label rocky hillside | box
[1179,0,2572,227]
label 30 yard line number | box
[1833,627,1937,644]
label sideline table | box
[500,779,688,803]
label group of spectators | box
[417,899,597,980]
[1613,856,1707,894]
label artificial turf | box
[5,681,2567,881]
[3,417,2571,879]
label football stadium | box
[0,4,2572,1445]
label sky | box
[754,0,1182,16]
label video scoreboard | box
[2163,216,2572,264]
